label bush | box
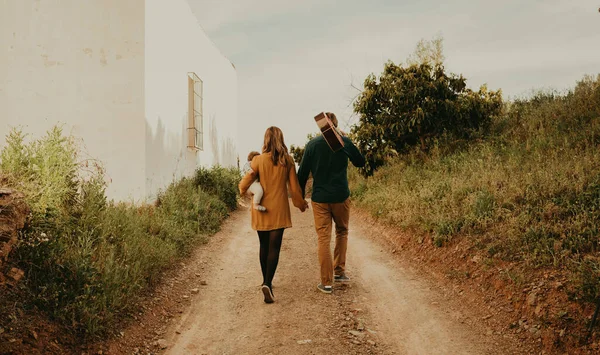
[0,126,239,337]
[156,177,229,253]
[352,62,502,176]
[349,74,600,299]
[193,166,241,210]
[575,256,600,303]
[0,126,81,235]
[290,132,318,165]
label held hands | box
[299,199,309,212]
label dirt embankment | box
[351,208,600,354]
[0,185,28,285]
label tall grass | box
[349,74,600,300]
[0,126,240,336]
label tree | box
[289,133,317,164]
[351,60,502,176]
[406,35,445,67]
[289,144,304,165]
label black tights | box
[258,229,284,290]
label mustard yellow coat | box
[239,153,305,231]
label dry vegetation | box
[0,126,240,339]
[349,75,600,349]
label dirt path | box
[158,202,522,355]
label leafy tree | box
[406,34,445,67]
[351,38,502,176]
[289,133,317,164]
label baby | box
[242,151,266,212]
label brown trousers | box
[311,198,350,286]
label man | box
[298,112,366,294]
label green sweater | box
[297,135,365,203]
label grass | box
[0,126,240,337]
[349,74,600,302]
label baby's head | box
[247,151,260,162]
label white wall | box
[0,0,146,201]
[1,0,237,201]
[144,0,238,199]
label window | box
[187,72,203,150]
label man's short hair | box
[325,112,338,127]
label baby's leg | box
[249,180,266,211]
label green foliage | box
[349,74,600,301]
[574,256,600,303]
[406,35,445,67]
[0,126,81,231]
[289,145,304,165]
[193,166,241,210]
[352,61,502,176]
[0,126,238,337]
[156,177,229,253]
[289,132,318,164]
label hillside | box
[349,74,600,353]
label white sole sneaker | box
[317,284,333,294]
[334,275,350,282]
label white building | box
[0,0,238,201]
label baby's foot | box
[254,205,267,212]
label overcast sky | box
[188,0,600,156]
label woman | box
[239,126,308,304]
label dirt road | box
[158,202,521,355]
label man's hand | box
[299,199,309,212]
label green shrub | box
[0,126,238,337]
[352,61,502,176]
[349,74,600,301]
[193,166,241,210]
[290,132,318,165]
[574,256,600,303]
[156,177,228,253]
[0,126,80,235]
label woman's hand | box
[299,199,309,212]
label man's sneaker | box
[317,284,333,294]
[262,285,274,303]
[334,274,350,283]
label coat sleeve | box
[239,157,258,195]
[287,156,306,209]
[297,143,311,197]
